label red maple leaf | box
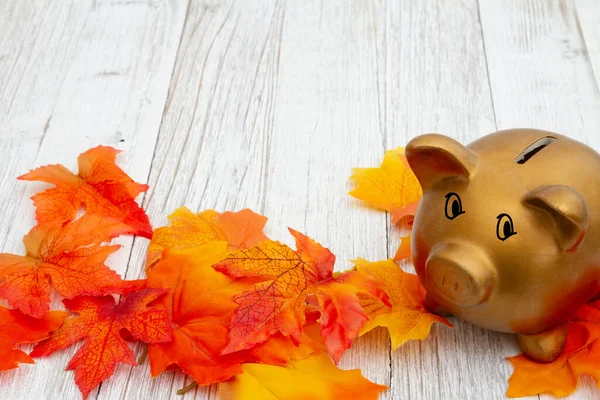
[214,229,385,363]
[31,288,173,399]
[0,214,142,317]
[147,242,320,385]
[0,305,68,372]
[19,146,152,238]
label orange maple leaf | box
[219,353,387,400]
[31,288,172,399]
[393,234,412,263]
[0,214,141,318]
[19,146,152,238]
[352,258,452,349]
[147,241,318,385]
[507,302,600,397]
[146,207,268,270]
[349,147,422,224]
[0,305,68,372]
[214,229,377,363]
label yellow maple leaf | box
[353,258,452,349]
[349,147,422,223]
[146,207,268,270]
[219,353,387,400]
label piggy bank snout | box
[426,243,497,307]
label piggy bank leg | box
[425,293,452,317]
[516,324,568,363]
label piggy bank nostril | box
[425,244,497,307]
[428,264,479,304]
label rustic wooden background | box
[2,0,600,399]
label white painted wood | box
[380,1,520,399]
[2,0,600,399]
[0,0,187,399]
[480,0,600,148]
[109,1,391,398]
[479,0,600,399]
[106,1,281,399]
[576,0,600,117]
[261,0,391,393]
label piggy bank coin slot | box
[514,136,557,164]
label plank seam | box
[113,1,193,398]
[123,0,192,282]
[573,1,600,117]
[476,0,498,131]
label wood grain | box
[381,1,516,399]
[575,0,600,121]
[0,0,187,399]
[480,0,600,147]
[2,0,600,399]
[106,1,391,398]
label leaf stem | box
[177,381,198,395]
[137,346,148,365]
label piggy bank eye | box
[444,192,465,220]
[496,214,517,241]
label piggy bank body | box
[406,129,600,362]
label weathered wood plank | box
[114,0,391,398]
[0,0,187,399]
[264,0,391,394]
[381,1,516,399]
[480,0,600,147]
[106,1,279,398]
[575,0,600,119]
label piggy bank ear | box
[405,134,478,190]
[524,185,589,252]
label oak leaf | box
[214,229,376,363]
[0,214,142,318]
[0,305,68,371]
[349,147,422,224]
[19,146,152,238]
[146,207,267,270]
[507,302,600,397]
[219,353,387,400]
[353,258,451,349]
[31,288,172,399]
[147,241,318,385]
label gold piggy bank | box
[406,129,600,363]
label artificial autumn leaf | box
[146,207,267,270]
[19,146,152,238]
[147,241,318,386]
[349,147,422,224]
[31,288,172,399]
[0,214,142,318]
[311,281,370,362]
[393,234,412,262]
[353,258,451,349]
[247,329,320,365]
[219,353,387,400]
[147,242,247,384]
[506,302,600,397]
[0,305,68,371]
[214,229,376,363]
